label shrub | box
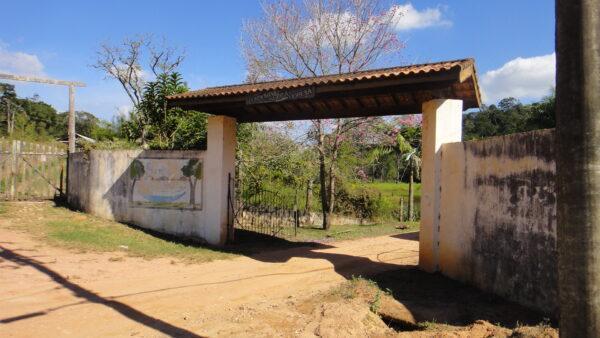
[335,184,383,220]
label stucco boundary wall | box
[67,150,217,243]
[438,128,557,315]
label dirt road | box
[0,228,418,337]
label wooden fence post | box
[9,140,19,200]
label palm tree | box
[370,132,421,221]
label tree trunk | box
[327,171,335,223]
[319,154,329,229]
[408,168,414,221]
[305,179,312,215]
[397,154,401,183]
[556,0,600,336]
[399,197,404,222]
[316,123,329,230]
[326,137,340,229]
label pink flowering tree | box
[242,0,405,229]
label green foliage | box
[121,72,209,150]
[238,124,317,191]
[0,82,122,143]
[0,83,17,100]
[335,184,383,220]
[463,92,556,140]
[171,110,209,150]
[80,139,139,151]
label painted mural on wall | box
[129,157,203,209]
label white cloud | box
[392,3,452,31]
[0,43,45,77]
[481,53,556,104]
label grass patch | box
[291,221,419,242]
[0,201,235,263]
[351,182,421,221]
[360,181,421,199]
[253,181,421,222]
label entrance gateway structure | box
[168,58,481,273]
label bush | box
[80,139,140,151]
[335,184,383,220]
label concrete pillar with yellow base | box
[205,115,237,245]
[419,99,463,273]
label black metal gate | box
[228,176,300,240]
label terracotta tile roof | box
[169,58,475,100]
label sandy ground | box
[0,227,419,337]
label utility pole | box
[556,0,600,337]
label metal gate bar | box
[228,176,300,241]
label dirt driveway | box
[0,227,418,337]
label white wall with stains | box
[68,150,211,242]
[438,129,557,315]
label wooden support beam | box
[0,73,86,87]
[68,86,76,153]
[0,73,86,154]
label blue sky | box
[1,1,555,121]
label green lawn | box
[360,181,421,199]
[258,180,421,221]
[292,221,419,242]
[0,201,235,263]
[0,201,419,261]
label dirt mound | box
[300,299,393,337]
[511,324,558,338]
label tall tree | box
[242,0,405,229]
[92,35,185,107]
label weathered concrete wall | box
[420,99,463,273]
[68,150,211,242]
[438,129,556,315]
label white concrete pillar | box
[419,99,463,273]
[205,115,237,245]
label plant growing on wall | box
[181,159,202,205]
[130,159,146,202]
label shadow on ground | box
[372,268,554,329]
[77,223,556,329]
[0,245,204,337]
[2,203,555,333]
[162,227,553,330]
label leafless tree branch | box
[92,35,185,107]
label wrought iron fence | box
[229,176,300,239]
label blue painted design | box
[142,191,187,203]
